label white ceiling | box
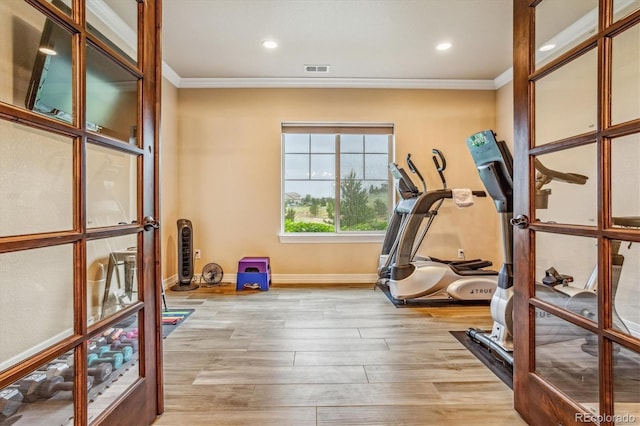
[161,0,514,89]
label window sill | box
[278,233,385,244]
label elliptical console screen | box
[389,162,419,196]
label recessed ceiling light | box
[539,44,556,52]
[262,40,278,49]
[436,42,452,51]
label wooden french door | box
[513,1,640,425]
[0,0,162,424]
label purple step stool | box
[236,257,271,291]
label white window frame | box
[279,122,395,243]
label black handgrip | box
[432,149,446,172]
[472,191,487,197]
[432,149,447,189]
[406,153,417,173]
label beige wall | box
[160,77,180,284]
[174,88,501,282]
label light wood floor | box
[153,283,526,426]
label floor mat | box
[450,330,513,389]
[376,281,491,308]
[162,309,195,338]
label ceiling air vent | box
[304,64,330,73]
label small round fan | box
[201,263,224,285]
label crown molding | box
[162,62,182,87]
[493,68,513,89]
[177,77,498,90]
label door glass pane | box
[611,24,640,125]
[613,0,640,22]
[86,0,137,65]
[47,0,72,16]
[87,235,138,325]
[0,352,76,424]
[86,43,138,142]
[535,233,598,323]
[0,2,73,123]
[86,142,137,228]
[535,308,600,415]
[535,49,598,145]
[535,0,598,69]
[611,134,640,222]
[534,144,596,226]
[613,342,640,423]
[0,245,74,371]
[87,312,141,422]
[612,238,640,337]
[0,120,73,237]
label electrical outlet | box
[194,249,201,259]
[457,248,464,259]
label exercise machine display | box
[383,150,498,301]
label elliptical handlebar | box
[534,158,588,188]
[432,149,447,189]
[406,153,427,193]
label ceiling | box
[160,0,514,89]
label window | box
[282,123,394,239]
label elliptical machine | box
[378,150,491,281]
[384,151,498,301]
[463,129,624,365]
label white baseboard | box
[162,273,377,286]
[248,273,377,284]
[162,274,178,290]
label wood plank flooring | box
[153,284,526,425]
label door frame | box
[513,1,640,425]
[0,0,162,424]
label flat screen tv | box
[25,2,136,137]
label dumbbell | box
[125,328,138,339]
[15,372,49,402]
[87,353,124,370]
[88,362,113,383]
[38,375,94,399]
[44,361,70,379]
[105,328,125,343]
[99,346,133,362]
[111,338,139,353]
[0,386,23,420]
[88,338,108,355]
[59,360,113,384]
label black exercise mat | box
[450,330,513,389]
[162,309,195,339]
[376,282,491,308]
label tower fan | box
[171,219,199,291]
